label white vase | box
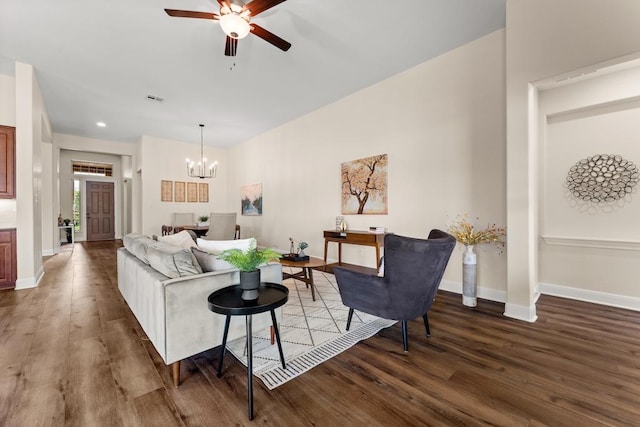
[462,245,477,307]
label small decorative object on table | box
[197,215,209,226]
[218,241,281,302]
[297,241,308,257]
[284,237,309,261]
[447,214,506,307]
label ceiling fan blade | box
[216,1,231,12]
[243,0,287,17]
[250,23,291,51]
[164,9,220,20]
[224,36,238,57]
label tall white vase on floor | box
[462,245,477,307]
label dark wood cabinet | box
[0,229,17,289]
[0,125,16,199]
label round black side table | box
[207,282,288,420]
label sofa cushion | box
[158,230,198,249]
[146,241,203,279]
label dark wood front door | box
[86,181,115,241]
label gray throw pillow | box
[147,242,203,278]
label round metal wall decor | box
[566,154,639,203]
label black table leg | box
[270,309,286,369]
[216,315,231,378]
[246,314,253,420]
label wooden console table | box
[323,230,386,271]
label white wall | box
[536,65,640,305]
[228,31,507,298]
[0,74,17,228]
[15,62,49,289]
[505,0,640,321]
[139,134,228,238]
[41,141,54,254]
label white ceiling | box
[0,0,505,147]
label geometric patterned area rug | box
[226,269,396,390]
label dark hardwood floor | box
[1,240,639,426]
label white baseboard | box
[439,280,507,303]
[539,282,640,312]
[42,248,55,256]
[440,280,537,322]
[504,303,538,323]
[15,266,45,290]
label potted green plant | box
[219,241,281,301]
[198,215,209,226]
[63,218,73,243]
[297,241,309,257]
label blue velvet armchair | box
[333,230,456,351]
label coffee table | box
[279,256,326,301]
[207,283,288,420]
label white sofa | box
[116,234,282,386]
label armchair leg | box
[423,313,431,337]
[346,308,354,331]
[401,320,408,352]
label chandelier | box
[186,124,217,179]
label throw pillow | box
[196,237,256,254]
[147,241,203,278]
[191,247,236,272]
[158,230,198,250]
[123,233,154,265]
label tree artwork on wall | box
[341,154,388,215]
[566,154,639,204]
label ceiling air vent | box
[146,95,164,102]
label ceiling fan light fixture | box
[220,13,250,39]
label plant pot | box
[240,270,261,302]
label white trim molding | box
[504,303,538,323]
[539,282,640,312]
[15,266,45,290]
[542,235,640,251]
[439,280,507,303]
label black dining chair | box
[333,230,456,352]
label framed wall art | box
[187,182,198,202]
[174,181,186,202]
[199,183,209,203]
[241,183,263,216]
[341,154,388,214]
[161,180,173,202]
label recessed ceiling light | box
[96,122,106,127]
